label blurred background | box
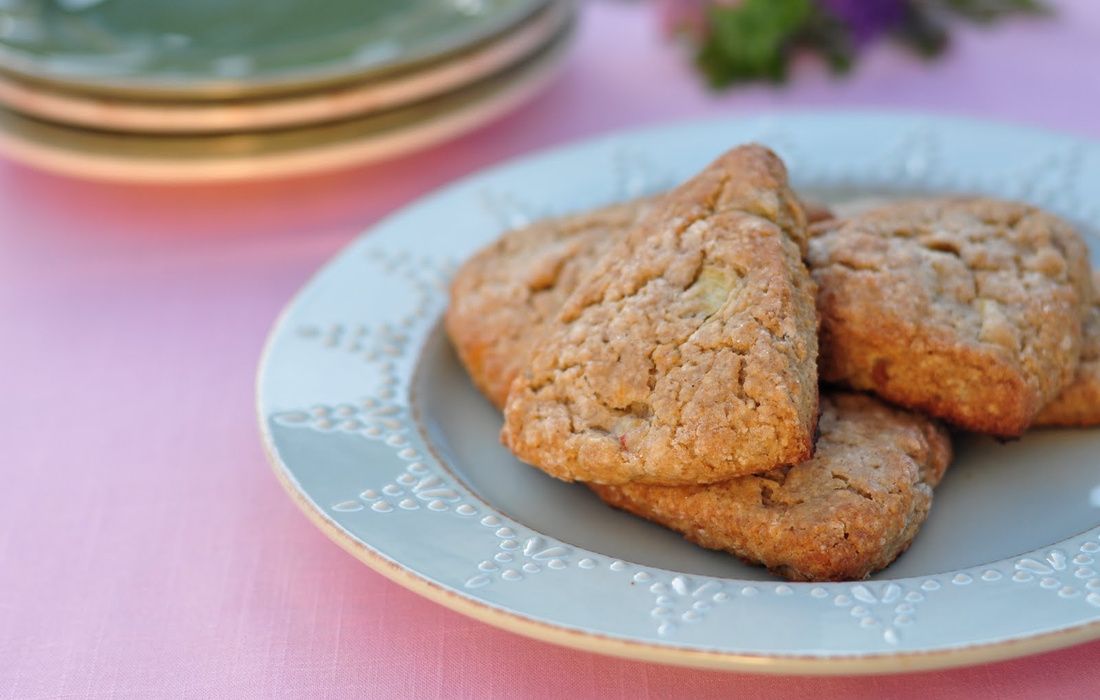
[0,0,1070,180]
[3,1,1100,697]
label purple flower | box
[820,0,908,44]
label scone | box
[592,392,953,582]
[1035,270,1100,427]
[446,199,653,409]
[447,196,832,411]
[502,144,819,485]
[809,198,1093,436]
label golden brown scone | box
[1035,270,1100,427]
[502,144,819,485]
[446,200,653,409]
[448,193,825,411]
[591,392,953,582]
[809,198,1093,436]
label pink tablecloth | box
[4,1,1100,697]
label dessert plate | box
[0,0,572,134]
[257,113,1100,674]
[0,22,572,182]
[0,0,549,98]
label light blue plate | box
[0,0,548,97]
[258,112,1100,673]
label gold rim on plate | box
[256,311,1100,677]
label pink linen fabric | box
[3,1,1100,697]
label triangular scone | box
[501,145,819,485]
[592,392,953,582]
[810,198,1093,436]
[447,195,831,411]
[446,199,654,409]
[1035,270,1100,427]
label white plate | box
[0,23,572,182]
[257,113,1100,674]
[0,1,571,134]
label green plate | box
[0,0,549,98]
[0,20,573,181]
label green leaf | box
[798,6,856,75]
[894,4,950,58]
[933,0,1051,24]
[695,0,814,88]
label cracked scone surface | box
[592,392,953,582]
[809,198,1092,436]
[446,200,652,409]
[447,195,827,410]
[501,144,819,485]
[1035,270,1100,427]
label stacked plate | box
[0,0,574,181]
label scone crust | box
[502,145,819,485]
[809,198,1092,436]
[592,392,953,582]
[446,200,651,409]
[1035,270,1100,426]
